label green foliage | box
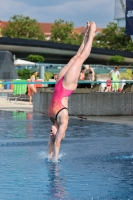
[44,72,53,81]
[27,54,44,63]
[109,55,125,64]
[93,22,133,51]
[120,69,133,80]
[2,15,45,40]
[51,19,83,45]
[17,69,32,79]
[120,73,132,80]
[126,69,133,75]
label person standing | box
[84,65,95,88]
[79,66,87,88]
[88,65,95,81]
[79,66,86,80]
[109,66,120,92]
[29,71,38,104]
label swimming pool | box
[0,111,133,200]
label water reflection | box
[26,112,33,136]
[12,111,33,137]
[47,162,68,200]
[12,111,26,120]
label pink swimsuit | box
[48,77,74,123]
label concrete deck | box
[0,97,33,112]
[74,116,133,126]
[0,96,132,126]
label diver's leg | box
[53,109,68,161]
[57,22,90,81]
[63,22,96,90]
[48,136,54,159]
[76,21,90,55]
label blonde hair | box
[84,65,89,70]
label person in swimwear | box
[79,66,86,80]
[79,66,89,88]
[29,71,38,104]
[88,65,95,81]
[48,21,96,161]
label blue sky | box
[0,0,115,28]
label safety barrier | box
[0,80,133,84]
[33,87,133,116]
[0,80,133,115]
[0,80,133,100]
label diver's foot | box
[53,158,61,163]
[85,21,90,36]
[87,21,91,28]
[89,21,96,38]
[47,158,53,163]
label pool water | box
[0,111,133,200]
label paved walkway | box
[0,97,32,112]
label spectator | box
[109,66,120,92]
[79,66,86,80]
[104,80,112,92]
[53,73,58,81]
[85,65,95,81]
[29,71,38,104]
[49,73,58,87]
[78,66,89,88]
[85,65,95,88]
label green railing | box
[0,80,133,85]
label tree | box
[93,22,133,51]
[27,54,44,63]
[51,19,83,45]
[2,15,45,40]
[109,55,125,64]
[17,68,31,79]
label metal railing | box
[0,80,133,99]
[0,80,133,85]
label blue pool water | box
[0,111,133,200]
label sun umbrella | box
[14,59,36,66]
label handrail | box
[0,80,133,84]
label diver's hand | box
[50,125,57,137]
